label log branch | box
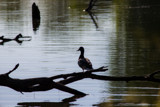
[146,70,160,78]
[6,63,19,75]
[50,66,107,80]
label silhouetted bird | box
[77,47,93,71]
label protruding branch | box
[6,63,19,75]
[146,70,160,78]
[85,0,97,11]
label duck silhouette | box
[77,47,93,71]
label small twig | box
[6,63,19,75]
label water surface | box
[0,0,160,107]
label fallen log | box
[1,64,160,96]
[0,64,86,96]
[0,64,107,96]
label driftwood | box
[1,64,160,96]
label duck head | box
[77,47,84,52]
[77,47,85,58]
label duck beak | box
[77,49,79,51]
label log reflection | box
[18,95,84,107]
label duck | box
[77,47,93,71]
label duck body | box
[77,47,93,71]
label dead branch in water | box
[85,0,97,11]
[1,64,160,96]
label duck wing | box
[78,57,93,70]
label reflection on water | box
[0,0,160,107]
[18,95,82,107]
[18,102,72,107]
[104,0,160,107]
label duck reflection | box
[18,95,84,107]
[0,34,32,45]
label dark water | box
[0,0,160,107]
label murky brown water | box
[0,0,160,107]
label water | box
[0,0,160,107]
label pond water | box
[0,0,160,107]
